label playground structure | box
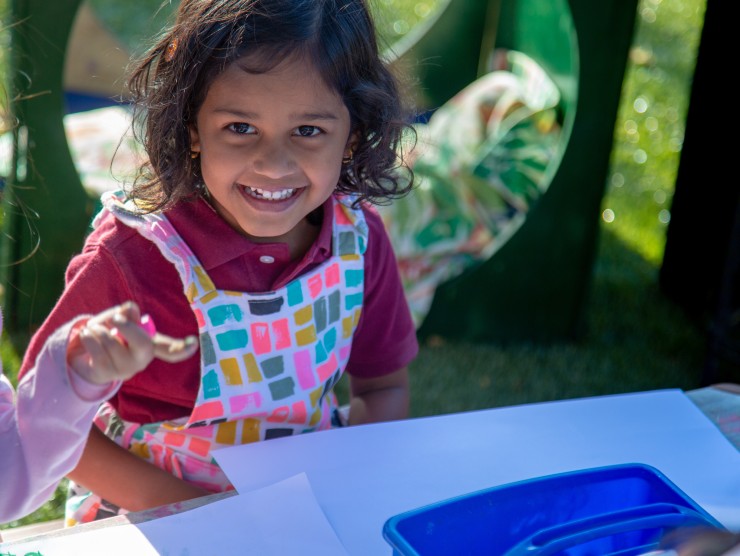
[0,0,638,344]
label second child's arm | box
[0,319,118,523]
[67,427,209,512]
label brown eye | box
[229,123,255,134]
[295,125,321,137]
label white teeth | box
[243,186,297,201]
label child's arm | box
[340,208,416,427]
[0,317,115,524]
[347,367,409,425]
[660,526,740,555]
[70,370,407,510]
[0,303,197,524]
[64,301,209,511]
[68,426,210,512]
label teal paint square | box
[287,281,304,306]
[345,269,364,288]
[323,327,337,353]
[345,292,363,311]
[315,340,328,364]
[215,329,249,351]
[202,369,221,399]
[207,304,243,326]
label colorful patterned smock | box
[66,191,367,525]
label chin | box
[238,223,294,241]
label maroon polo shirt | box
[19,196,418,423]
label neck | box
[200,195,323,261]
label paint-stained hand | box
[67,301,198,385]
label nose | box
[250,136,296,180]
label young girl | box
[1,303,197,525]
[17,0,418,525]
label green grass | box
[0,0,714,531]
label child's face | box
[189,54,352,250]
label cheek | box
[314,158,344,184]
[198,155,238,189]
[200,146,242,170]
[296,146,343,175]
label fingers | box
[153,333,199,363]
[115,300,142,324]
[76,323,118,374]
[74,320,153,384]
[88,301,142,332]
[111,312,152,347]
[68,301,199,384]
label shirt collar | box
[166,196,334,271]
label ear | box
[345,132,359,156]
[189,124,201,153]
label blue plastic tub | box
[382,464,723,556]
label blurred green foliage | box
[84,0,442,55]
[0,0,9,115]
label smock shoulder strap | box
[93,190,216,298]
[333,195,368,256]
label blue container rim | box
[382,463,723,556]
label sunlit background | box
[0,0,710,530]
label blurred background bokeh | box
[1,0,731,530]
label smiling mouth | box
[242,185,299,201]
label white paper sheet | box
[213,389,740,556]
[0,473,348,555]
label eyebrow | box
[213,108,339,121]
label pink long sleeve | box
[0,313,119,523]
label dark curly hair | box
[126,0,415,212]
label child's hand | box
[67,302,198,385]
[659,526,740,556]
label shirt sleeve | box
[18,214,201,423]
[18,221,139,382]
[345,206,419,378]
[0,318,120,523]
